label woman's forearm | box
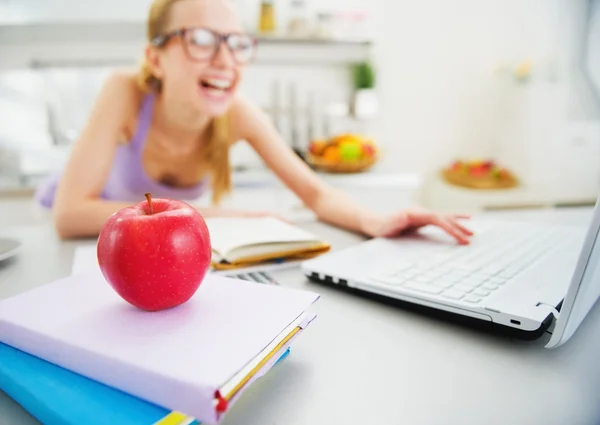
[53,198,283,239]
[53,199,138,239]
[309,187,382,236]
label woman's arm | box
[229,96,374,232]
[230,96,473,244]
[52,71,144,239]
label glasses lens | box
[186,28,217,60]
[227,34,257,63]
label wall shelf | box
[0,21,373,70]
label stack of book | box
[0,266,320,424]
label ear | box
[145,45,164,79]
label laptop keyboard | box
[366,222,571,304]
[228,271,279,285]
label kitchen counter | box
[1,200,599,425]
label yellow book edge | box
[153,321,305,425]
[210,242,331,271]
[223,326,301,402]
[153,412,196,425]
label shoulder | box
[97,69,148,141]
[226,93,273,143]
[101,69,145,106]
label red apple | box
[470,166,487,177]
[362,143,376,158]
[482,160,495,169]
[97,193,212,312]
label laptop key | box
[423,270,444,279]
[472,288,490,297]
[441,289,465,300]
[497,272,514,280]
[455,279,481,288]
[471,272,494,282]
[435,266,453,274]
[481,282,499,291]
[448,270,470,278]
[453,263,480,272]
[402,270,422,280]
[453,284,475,294]
[488,277,507,285]
[403,282,443,295]
[372,275,405,286]
[393,262,414,272]
[431,280,454,289]
[442,274,461,284]
[464,295,482,303]
[414,275,434,284]
[504,266,521,277]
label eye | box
[189,28,216,47]
[227,34,254,51]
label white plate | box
[0,238,22,262]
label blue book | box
[0,342,290,425]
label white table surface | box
[1,199,600,425]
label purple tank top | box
[35,93,209,209]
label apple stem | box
[145,192,154,215]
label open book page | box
[205,217,326,263]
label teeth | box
[203,79,232,90]
[206,88,228,98]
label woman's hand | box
[362,206,474,245]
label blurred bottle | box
[259,0,276,34]
[287,0,310,38]
[313,11,334,39]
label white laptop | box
[301,197,600,348]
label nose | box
[212,40,236,68]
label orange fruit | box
[309,140,328,156]
[322,146,341,162]
[331,133,362,146]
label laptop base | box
[306,272,555,341]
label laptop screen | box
[546,197,600,348]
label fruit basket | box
[442,159,518,189]
[306,134,379,174]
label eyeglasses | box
[151,27,258,65]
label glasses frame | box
[151,26,258,65]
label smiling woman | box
[35,0,473,245]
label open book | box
[205,217,331,270]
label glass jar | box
[313,11,334,39]
[259,0,276,34]
[287,0,310,38]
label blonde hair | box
[137,0,232,205]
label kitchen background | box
[1,0,599,212]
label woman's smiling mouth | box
[199,77,234,100]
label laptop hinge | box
[536,302,561,320]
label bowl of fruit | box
[306,134,379,173]
[442,159,518,189]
